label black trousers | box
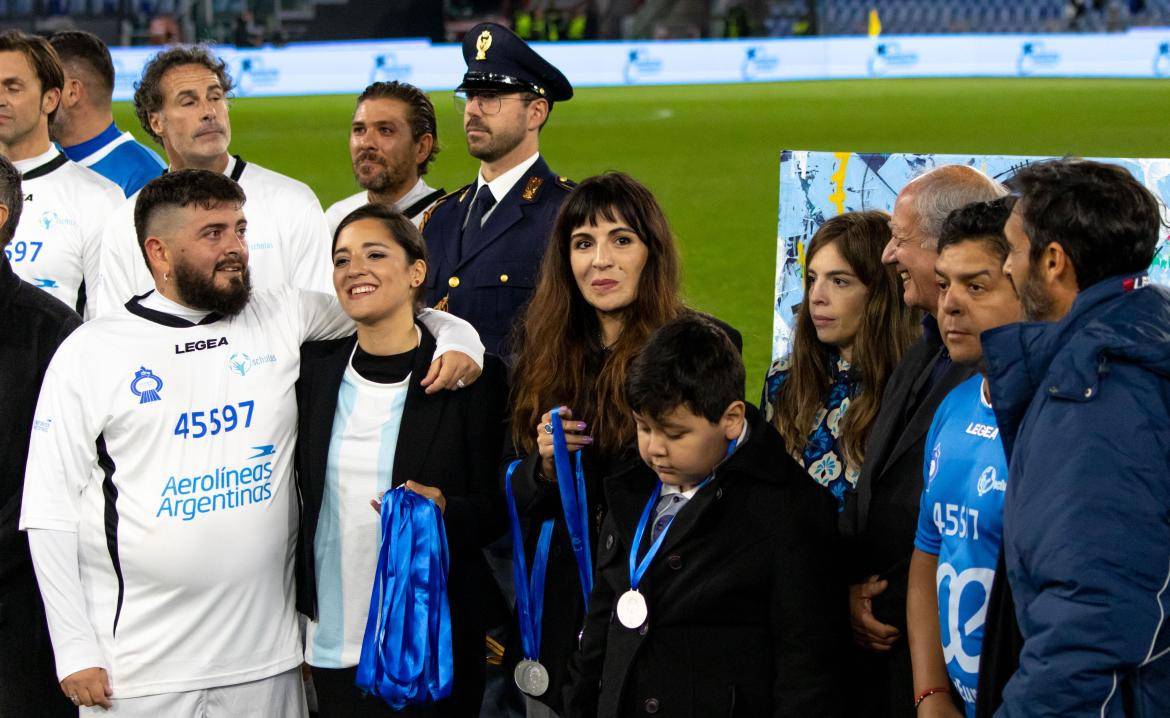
[0,565,75,718]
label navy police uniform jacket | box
[420,156,572,355]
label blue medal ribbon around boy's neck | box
[628,439,737,593]
[355,486,454,709]
[550,406,594,604]
[506,460,554,661]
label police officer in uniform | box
[421,22,574,356]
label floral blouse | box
[762,354,861,511]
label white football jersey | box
[324,178,442,236]
[8,148,123,312]
[20,286,351,698]
[92,155,334,317]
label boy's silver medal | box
[616,589,649,628]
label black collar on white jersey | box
[23,152,68,180]
[125,291,224,327]
[162,155,247,183]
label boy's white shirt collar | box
[660,420,750,500]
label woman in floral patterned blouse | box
[764,211,918,510]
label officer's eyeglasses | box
[453,91,535,116]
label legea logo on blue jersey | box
[1018,42,1061,76]
[131,366,164,403]
[868,42,918,77]
[370,52,412,83]
[229,351,277,376]
[624,49,663,84]
[742,46,780,81]
[976,466,1006,496]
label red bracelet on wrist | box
[914,686,949,708]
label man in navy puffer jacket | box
[978,158,1170,717]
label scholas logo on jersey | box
[130,367,163,404]
[38,210,76,231]
[976,466,1006,496]
[175,336,229,354]
[926,443,941,489]
[155,451,276,522]
[229,351,277,376]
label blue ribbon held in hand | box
[506,461,554,662]
[356,486,454,709]
[550,406,594,604]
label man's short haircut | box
[0,31,65,124]
[907,165,1009,248]
[0,155,23,248]
[134,45,234,144]
[49,30,115,104]
[625,315,745,424]
[134,169,246,267]
[1007,158,1163,290]
[938,196,1015,263]
[334,202,429,312]
[355,81,439,176]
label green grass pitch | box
[113,78,1170,390]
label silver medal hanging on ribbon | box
[616,589,648,629]
[514,658,550,696]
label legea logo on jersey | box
[130,367,164,404]
[156,447,276,521]
[229,351,277,376]
[976,466,1006,496]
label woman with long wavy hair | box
[504,171,739,717]
[764,210,918,511]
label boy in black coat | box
[563,316,847,717]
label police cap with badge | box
[457,22,573,104]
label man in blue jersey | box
[906,197,1021,718]
[48,31,164,197]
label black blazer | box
[420,156,573,355]
[841,326,974,718]
[294,323,508,716]
[563,406,847,718]
[502,318,743,714]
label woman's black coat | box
[294,323,509,716]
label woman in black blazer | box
[505,173,741,717]
[295,204,507,717]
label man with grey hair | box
[0,153,80,717]
[844,164,1007,717]
[93,44,333,317]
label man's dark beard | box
[173,261,252,317]
[1018,262,1055,321]
[353,153,409,194]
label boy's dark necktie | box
[651,493,687,541]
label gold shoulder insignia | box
[520,176,543,201]
[556,176,576,190]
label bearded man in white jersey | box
[93,45,334,317]
[20,169,482,716]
